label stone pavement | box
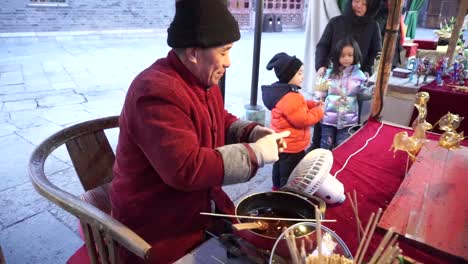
[0,30,307,264]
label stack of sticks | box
[284,206,323,264]
[282,191,405,264]
[349,191,402,264]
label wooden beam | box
[371,0,404,118]
[446,0,468,65]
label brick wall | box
[0,0,305,33]
[232,12,251,29]
[0,0,175,33]
[277,13,303,28]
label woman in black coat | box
[315,0,382,76]
[311,0,382,150]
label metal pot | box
[234,191,326,254]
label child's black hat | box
[266,52,303,83]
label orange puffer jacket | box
[262,83,324,153]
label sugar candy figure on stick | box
[422,58,433,84]
[406,58,419,83]
[435,57,449,86]
[416,58,425,86]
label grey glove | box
[249,131,291,166]
[248,125,275,143]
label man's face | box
[194,43,233,87]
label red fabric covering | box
[413,39,438,50]
[411,78,468,135]
[67,245,90,264]
[324,119,463,263]
[402,43,418,57]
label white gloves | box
[249,125,275,142]
[250,131,290,166]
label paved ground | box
[0,30,309,264]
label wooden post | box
[371,0,405,118]
[446,0,468,66]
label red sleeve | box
[307,100,320,109]
[223,109,258,143]
[276,93,324,129]
[223,109,238,130]
[129,92,224,191]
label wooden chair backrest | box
[66,129,115,191]
[29,116,151,264]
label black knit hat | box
[167,0,241,48]
[266,52,303,83]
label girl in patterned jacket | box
[316,38,372,150]
[262,53,324,190]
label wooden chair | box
[28,116,151,264]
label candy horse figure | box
[389,123,427,161]
[390,92,432,161]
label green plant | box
[435,16,465,45]
[439,17,457,34]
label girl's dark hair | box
[330,37,362,76]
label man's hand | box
[249,125,275,143]
[277,137,287,153]
[252,131,291,164]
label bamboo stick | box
[199,212,336,222]
[356,208,383,264]
[354,212,375,262]
[285,228,301,264]
[315,206,322,262]
[368,228,396,264]
[347,191,364,241]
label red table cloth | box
[324,119,466,263]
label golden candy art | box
[436,112,465,149]
[314,76,331,92]
[389,124,427,161]
[411,92,433,131]
[439,131,465,149]
[390,92,431,161]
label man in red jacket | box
[110,0,290,263]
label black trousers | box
[308,124,322,152]
[272,150,306,188]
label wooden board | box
[378,140,468,260]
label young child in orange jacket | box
[262,52,324,190]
